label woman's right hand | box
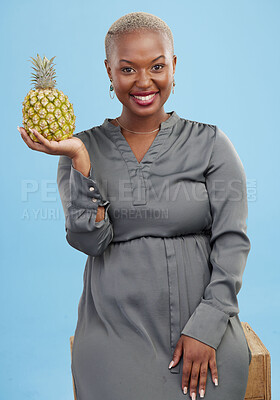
[18,126,86,159]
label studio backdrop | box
[0,1,279,399]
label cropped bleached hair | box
[105,11,174,63]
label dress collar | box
[102,110,180,132]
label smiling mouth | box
[130,92,159,100]
[130,92,160,106]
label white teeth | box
[132,93,157,101]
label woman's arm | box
[71,146,106,223]
[19,124,113,256]
[57,148,114,257]
[180,125,251,350]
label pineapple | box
[22,54,76,142]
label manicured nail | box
[183,386,187,394]
[199,389,205,398]
[191,392,196,400]
[168,360,174,369]
[214,378,218,386]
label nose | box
[135,69,154,89]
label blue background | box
[1,0,279,398]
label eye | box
[152,64,165,71]
[121,67,134,73]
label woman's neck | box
[110,110,170,133]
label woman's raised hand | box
[169,335,219,399]
[18,126,86,159]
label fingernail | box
[183,386,187,394]
[17,126,20,132]
[200,389,205,398]
[214,378,218,386]
[168,360,174,369]
[29,128,33,133]
[191,393,196,400]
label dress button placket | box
[132,167,147,206]
[164,238,181,374]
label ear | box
[172,55,177,75]
[104,59,112,81]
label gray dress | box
[57,111,252,400]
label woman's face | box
[104,30,177,118]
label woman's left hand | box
[169,335,219,398]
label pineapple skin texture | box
[22,88,76,142]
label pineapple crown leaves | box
[28,53,57,90]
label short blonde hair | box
[105,11,174,63]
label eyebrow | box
[119,55,166,64]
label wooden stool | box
[69,322,271,400]
[70,335,77,400]
[241,322,271,400]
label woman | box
[19,11,251,400]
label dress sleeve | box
[180,126,251,350]
[57,155,114,257]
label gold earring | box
[172,78,176,94]
[109,80,115,99]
